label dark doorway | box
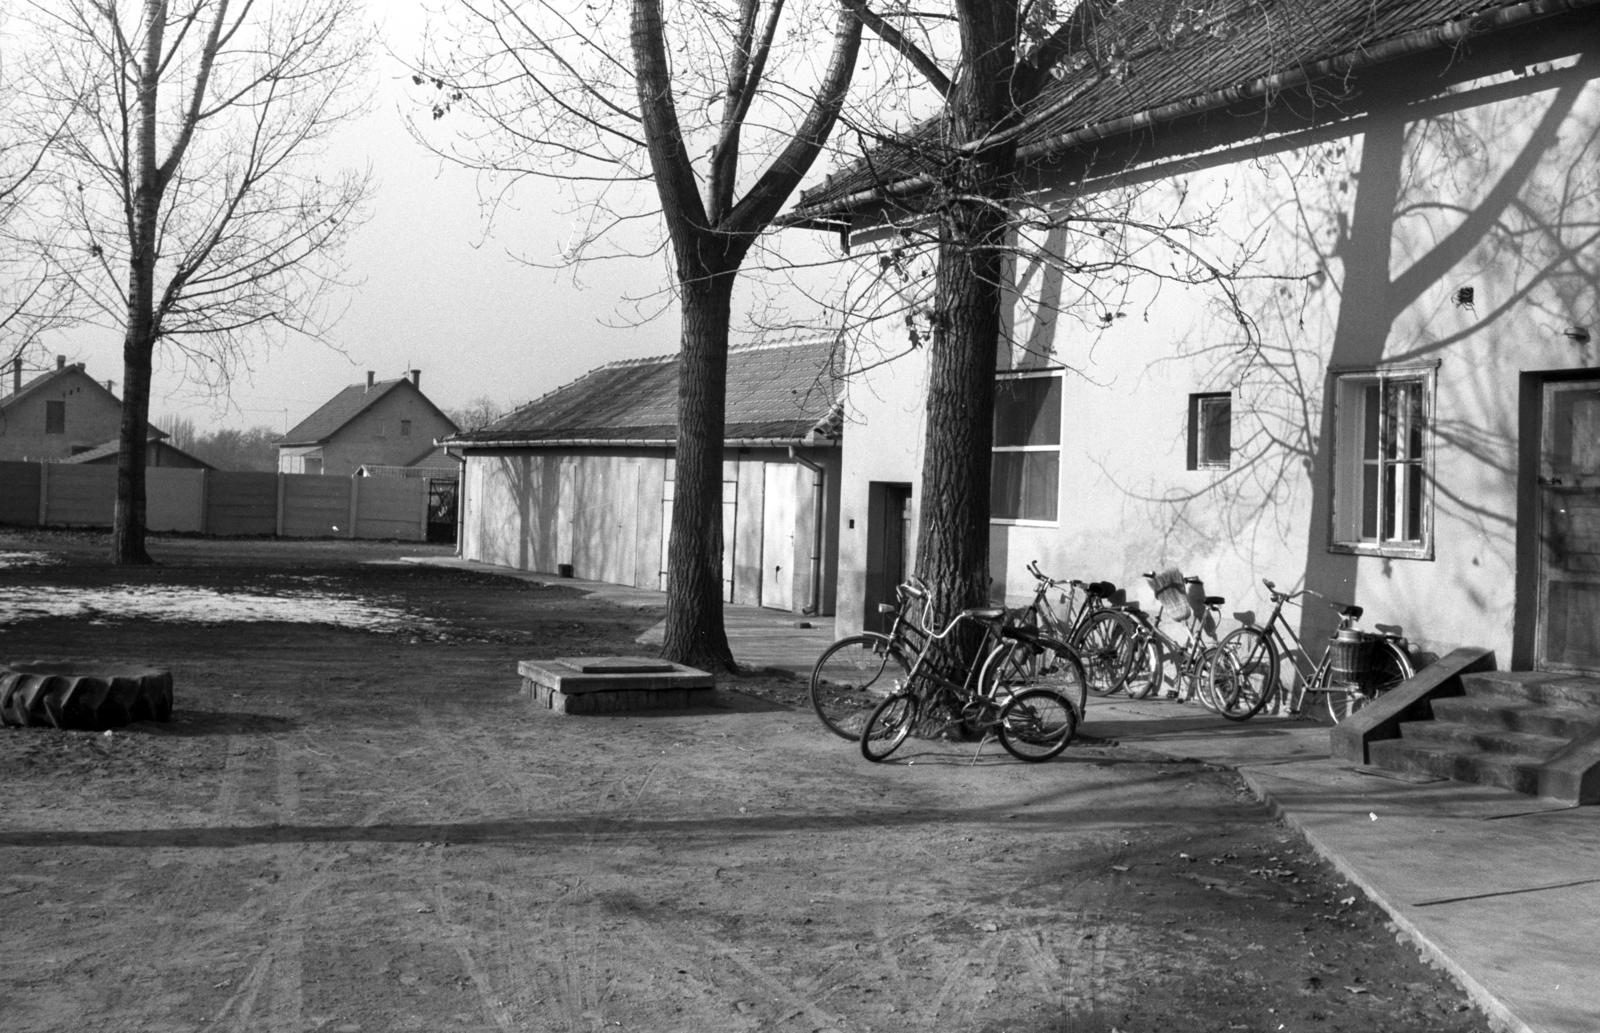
[1535,377,1600,672]
[427,479,459,544]
[864,482,912,633]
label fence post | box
[420,475,430,542]
[349,474,360,539]
[276,473,285,537]
[37,460,49,527]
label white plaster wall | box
[834,67,1600,663]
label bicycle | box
[1117,570,1227,706]
[809,579,930,739]
[860,603,1084,764]
[1018,561,1138,698]
[1207,579,1415,723]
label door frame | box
[1513,368,1600,670]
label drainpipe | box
[788,446,826,616]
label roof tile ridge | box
[730,334,837,354]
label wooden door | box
[760,463,796,610]
[1537,378,1600,672]
[556,459,576,569]
[722,477,738,604]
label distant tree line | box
[159,418,278,473]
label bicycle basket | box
[1148,568,1191,620]
[1329,629,1373,682]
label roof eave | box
[787,0,1600,224]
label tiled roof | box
[278,378,456,447]
[454,339,841,445]
[792,0,1592,217]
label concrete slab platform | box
[518,656,714,715]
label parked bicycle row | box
[807,563,1418,760]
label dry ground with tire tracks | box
[0,530,1492,1033]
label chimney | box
[11,357,19,395]
[409,369,421,389]
[365,370,375,391]
[56,355,65,370]
[106,380,115,392]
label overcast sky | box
[45,2,841,437]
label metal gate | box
[427,479,459,544]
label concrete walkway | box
[402,556,1596,1033]
[1085,698,1600,1033]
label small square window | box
[45,400,65,434]
[374,419,386,438]
[1187,393,1231,469]
[400,419,412,437]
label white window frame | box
[1328,364,1436,560]
[991,368,1063,527]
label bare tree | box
[419,0,866,670]
[21,0,374,564]
[446,395,509,434]
[0,23,77,389]
[782,0,1264,626]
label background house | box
[0,356,126,462]
[794,0,1600,684]
[451,339,843,614]
[59,435,212,469]
[277,370,457,476]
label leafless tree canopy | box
[15,0,376,563]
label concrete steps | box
[1364,670,1600,800]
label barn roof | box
[451,338,842,446]
[789,0,1598,222]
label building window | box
[45,400,65,434]
[992,371,1061,523]
[1330,367,1433,558]
[400,419,412,437]
[1187,392,1231,469]
[374,419,386,437]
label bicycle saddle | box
[1088,581,1116,597]
[962,607,1007,622]
[876,603,898,615]
[1204,595,1224,606]
[1342,604,1364,619]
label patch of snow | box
[0,552,62,568]
[0,585,436,632]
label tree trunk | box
[913,3,1018,626]
[111,0,165,567]
[660,267,738,671]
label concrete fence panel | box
[0,461,41,526]
[354,475,426,541]
[206,472,278,536]
[146,467,206,533]
[43,465,116,527]
[281,474,350,537]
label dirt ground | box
[0,530,1492,1033]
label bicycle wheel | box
[1122,633,1166,700]
[810,634,909,739]
[1324,639,1413,723]
[1072,610,1135,697]
[998,688,1077,762]
[982,636,1088,722]
[860,692,919,763]
[1212,627,1280,721]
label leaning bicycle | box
[809,579,930,739]
[860,605,1083,764]
[1016,562,1137,698]
[1208,579,1415,722]
[1117,570,1227,706]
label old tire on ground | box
[0,663,173,729]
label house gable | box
[279,375,458,476]
[0,363,129,462]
